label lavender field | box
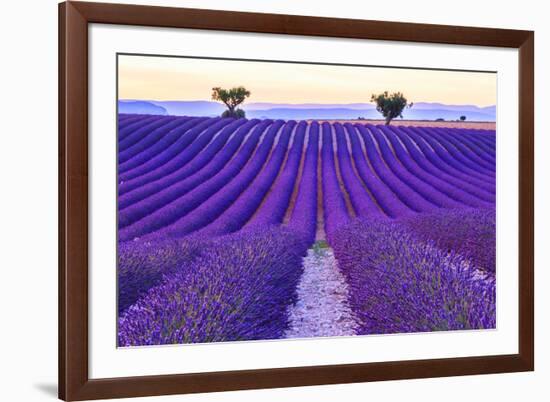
[117,114,496,346]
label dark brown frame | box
[59,1,534,400]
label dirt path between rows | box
[284,246,359,339]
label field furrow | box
[119,117,231,194]
[117,114,497,345]
[118,120,278,241]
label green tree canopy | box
[211,86,251,118]
[460,115,467,121]
[370,91,413,125]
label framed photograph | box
[59,1,534,400]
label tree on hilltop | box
[211,86,251,118]
[371,91,413,125]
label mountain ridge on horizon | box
[118,99,496,121]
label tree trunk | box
[222,101,234,114]
[385,117,392,125]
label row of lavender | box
[117,114,496,345]
[117,115,494,241]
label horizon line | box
[119,99,497,108]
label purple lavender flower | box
[402,208,496,274]
[331,218,496,334]
[119,117,233,194]
[286,121,319,245]
[118,226,308,346]
[116,115,497,344]
[118,235,208,314]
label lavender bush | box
[432,127,495,171]
[355,124,435,213]
[118,226,307,345]
[286,121,319,245]
[248,121,309,227]
[155,120,291,238]
[402,208,496,274]
[118,120,281,241]
[118,115,163,139]
[396,126,495,193]
[119,117,232,194]
[118,119,258,217]
[118,117,210,182]
[343,123,413,218]
[367,124,462,209]
[331,218,496,334]
[118,236,208,314]
[376,125,491,208]
[334,123,382,218]
[440,128,495,164]
[117,115,497,345]
[321,122,350,240]
[118,117,183,164]
[118,117,202,175]
[198,120,300,236]
[408,126,494,183]
[387,125,494,202]
[118,115,165,148]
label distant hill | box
[244,102,376,111]
[246,108,494,121]
[409,102,496,114]
[247,108,376,120]
[398,108,494,122]
[150,101,225,116]
[118,99,496,121]
[118,100,167,115]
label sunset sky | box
[118,54,496,107]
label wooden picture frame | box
[59,1,534,400]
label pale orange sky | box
[118,54,496,107]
